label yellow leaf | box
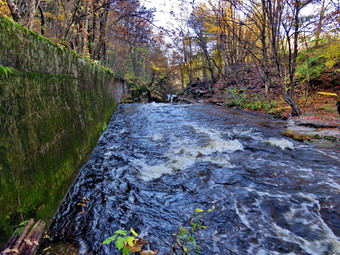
[130,227,138,237]
[207,206,215,212]
[319,92,337,96]
[195,208,204,213]
[125,236,135,246]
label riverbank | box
[178,74,339,147]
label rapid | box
[44,103,340,255]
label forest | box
[0,0,339,119]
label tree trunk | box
[38,5,45,35]
[220,32,229,77]
[202,56,208,82]
[82,0,89,56]
[267,0,301,116]
[95,2,109,60]
[23,0,41,29]
[6,0,21,22]
[282,88,302,116]
[89,0,98,59]
[287,0,302,116]
[315,0,326,47]
[261,0,270,98]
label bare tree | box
[6,0,41,28]
[189,8,217,83]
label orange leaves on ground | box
[125,238,147,252]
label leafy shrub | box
[102,207,214,255]
[102,228,157,255]
[225,88,276,112]
[296,41,340,82]
[171,207,215,255]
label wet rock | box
[320,207,340,237]
[282,119,340,147]
[211,168,242,185]
[264,237,310,254]
[297,122,339,129]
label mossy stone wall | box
[0,17,126,246]
[0,17,120,79]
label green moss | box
[0,67,120,248]
[0,65,18,78]
[0,17,129,248]
[0,16,124,81]
[281,130,313,142]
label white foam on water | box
[150,133,164,142]
[271,221,340,255]
[149,102,168,107]
[296,192,317,203]
[104,151,112,157]
[264,138,294,150]
[247,245,296,255]
[201,155,232,168]
[139,164,173,181]
[234,200,252,229]
[138,143,236,181]
[296,167,315,178]
[192,126,221,137]
[191,126,244,153]
[138,124,243,181]
[241,188,340,255]
[230,127,264,140]
[323,178,340,190]
[103,146,120,158]
[316,149,340,163]
[204,139,244,153]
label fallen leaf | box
[130,227,138,237]
[317,92,337,96]
[195,208,204,213]
[125,238,147,252]
[207,205,215,212]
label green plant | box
[102,228,157,255]
[171,207,215,255]
[296,53,325,82]
[12,220,29,236]
[0,65,17,78]
[323,105,336,113]
[225,88,247,107]
[225,88,276,112]
[296,41,340,82]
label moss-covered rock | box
[282,120,340,146]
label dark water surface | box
[43,103,340,255]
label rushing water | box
[43,103,340,255]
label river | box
[42,103,340,255]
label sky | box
[140,0,319,40]
[140,0,204,32]
[140,0,318,27]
